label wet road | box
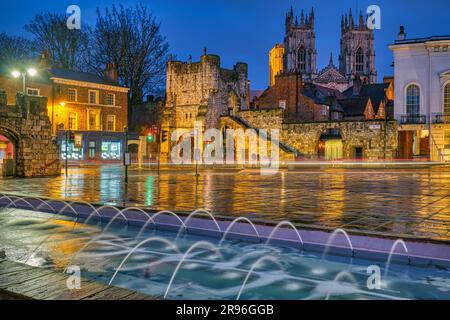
[0,166,449,241]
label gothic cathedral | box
[275,7,377,91]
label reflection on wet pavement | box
[0,165,449,241]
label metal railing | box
[433,113,450,124]
[399,114,427,124]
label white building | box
[389,27,450,161]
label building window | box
[68,112,78,130]
[26,88,40,96]
[444,83,450,116]
[406,84,420,117]
[297,47,306,71]
[322,105,329,116]
[88,110,100,130]
[106,115,116,131]
[88,141,96,159]
[355,48,364,72]
[105,93,115,106]
[67,88,77,102]
[101,141,121,160]
[89,90,99,104]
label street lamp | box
[11,68,38,94]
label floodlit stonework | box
[0,92,60,177]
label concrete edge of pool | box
[0,259,161,300]
[1,193,450,268]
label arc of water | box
[109,237,180,285]
[63,233,130,273]
[164,241,222,299]
[325,271,358,300]
[265,221,304,248]
[219,217,261,247]
[321,228,354,259]
[136,217,157,239]
[5,197,36,210]
[152,210,186,231]
[58,201,101,220]
[13,197,56,213]
[35,200,59,214]
[236,256,283,300]
[383,239,409,279]
[175,209,222,240]
[97,207,130,233]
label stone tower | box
[269,44,284,87]
[284,7,317,82]
[339,9,377,84]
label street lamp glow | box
[59,102,66,107]
[27,68,37,77]
[11,70,21,78]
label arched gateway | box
[0,92,60,178]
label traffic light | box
[68,131,75,142]
[147,132,155,143]
[161,130,168,143]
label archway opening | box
[318,128,343,161]
[0,134,16,177]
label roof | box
[338,97,370,117]
[302,83,346,105]
[49,67,126,88]
[342,83,389,114]
[393,35,450,45]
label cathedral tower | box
[339,9,377,84]
[284,7,317,82]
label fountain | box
[325,271,358,300]
[175,209,222,240]
[384,239,409,279]
[321,228,354,259]
[164,241,222,299]
[265,221,304,248]
[236,255,283,300]
[109,237,181,285]
[219,217,262,246]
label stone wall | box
[0,93,60,177]
[225,108,398,160]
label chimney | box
[146,95,154,103]
[39,50,52,70]
[352,73,362,95]
[104,62,118,83]
[397,26,407,41]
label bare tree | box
[0,33,33,69]
[25,13,88,70]
[87,4,169,114]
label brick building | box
[0,58,129,162]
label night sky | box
[1,0,448,90]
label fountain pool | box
[0,207,449,300]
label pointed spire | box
[290,6,294,17]
[305,13,309,27]
[309,7,315,29]
[300,9,305,27]
[359,11,364,30]
[349,8,354,30]
[295,16,298,26]
[329,52,334,66]
[311,7,314,18]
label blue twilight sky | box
[1,0,449,90]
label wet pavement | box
[0,165,449,241]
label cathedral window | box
[406,84,420,117]
[444,83,450,117]
[355,48,364,72]
[297,47,306,72]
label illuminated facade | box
[0,56,130,162]
[269,44,284,87]
[389,29,450,161]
